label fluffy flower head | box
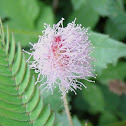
[26,18,95,95]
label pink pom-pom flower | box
[25,18,95,95]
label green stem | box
[63,94,74,126]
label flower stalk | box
[63,94,74,126]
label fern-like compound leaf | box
[0,18,55,126]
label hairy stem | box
[63,94,74,126]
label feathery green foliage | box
[0,19,55,126]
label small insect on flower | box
[24,18,95,96]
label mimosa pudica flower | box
[25,18,95,95]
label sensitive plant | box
[0,19,56,126]
[24,18,95,126]
[1,0,126,125]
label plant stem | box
[63,94,74,126]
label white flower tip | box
[61,17,65,20]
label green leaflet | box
[89,31,126,74]
[69,0,99,29]
[0,19,55,126]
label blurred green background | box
[0,0,126,126]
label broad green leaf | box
[99,84,120,112]
[36,2,54,32]
[12,29,39,47]
[87,0,110,16]
[0,0,40,47]
[0,18,56,126]
[88,0,124,17]
[71,0,86,10]
[90,32,126,74]
[0,0,54,47]
[97,62,126,85]
[69,1,99,29]
[82,82,105,113]
[0,0,39,29]
[105,12,126,40]
[72,89,89,111]
[104,0,125,40]
[99,111,118,126]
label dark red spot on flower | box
[50,36,69,69]
[55,36,61,43]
